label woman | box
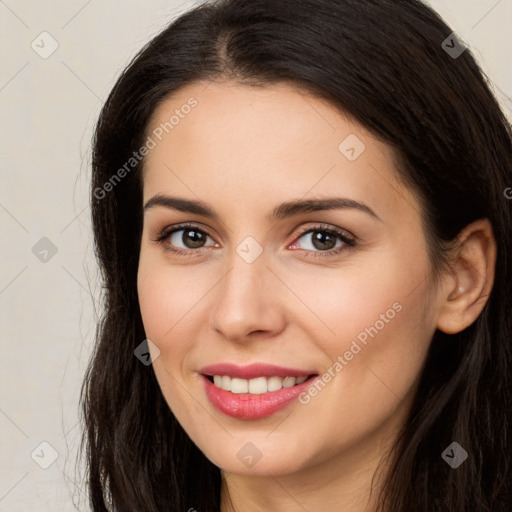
[81,0,512,510]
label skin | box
[137,80,496,512]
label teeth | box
[267,376,283,392]
[231,378,248,394]
[210,375,309,394]
[221,375,231,391]
[248,377,267,394]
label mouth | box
[199,364,319,420]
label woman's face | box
[137,80,444,477]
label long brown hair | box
[81,1,512,510]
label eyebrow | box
[143,194,382,222]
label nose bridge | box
[218,240,268,311]
[209,237,285,340]
[222,233,267,293]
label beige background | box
[0,0,510,510]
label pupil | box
[184,230,205,248]
[313,231,335,250]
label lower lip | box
[202,374,318,420]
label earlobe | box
[436,219,497,335]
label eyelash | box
[152,222,357,259]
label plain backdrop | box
[0,0,510,510]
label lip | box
[200,362,315,379]
[200,365,319,420]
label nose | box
[209,249,287,344]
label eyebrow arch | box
[143,194,382,222]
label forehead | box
[141,80,416,222]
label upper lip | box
[200,363,317,379]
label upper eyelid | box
[296,223,354,238]
[159,223,215,241]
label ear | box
[436,218,497,335]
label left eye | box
[293,228,354,253]
[293,229,345,251]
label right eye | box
[154,223,218,256]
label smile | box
[200,363,319,420]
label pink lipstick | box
[200,363,318,420]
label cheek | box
[137,267,172,343]
[299,246,435,402]
[287,253,422,350]
[137,261,206,418]
[287,276,434,462]
[137,257,206,348]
